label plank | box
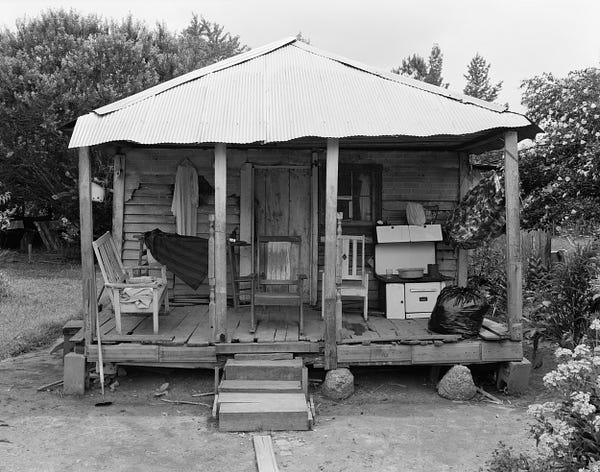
[482,318,510,337]
[255,319,278,343]
[285,322,299,343]
[217,392,308,406]
[219,380,302,394]
[224,359,303,381]
[112,153,126,256]
[299,314,323,342]
[337,344,412,364]
[159,346,217,363]
[273,324,287,343]
[215,342,320,355]
[101,334,174,343]
[233,353,294,361]
[481,340,523,362]
[253,435,280,472]
[479,326,501,341]
[171,309,205,345]
[87,343,159,362]
[219,402,309,432]
[104,314,146,336]
[232,311,256,343]
[412,341,482,365]
[367,316,399,338]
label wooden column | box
[78,147,96,346]
[457,152,469,286]
[504,131,522,341]
[213,143,228,342]
[324,138,339,370]
[208,214,216,340]
[310,152,319,305]
[239,162,253,279]
[112,153,125,257]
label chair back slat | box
[339,235,365,281]
[256,236,302,291]
[93,232,126,284]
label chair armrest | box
[124,264,165,271]
[105,282,163,289]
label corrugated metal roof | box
[68,37,540,149]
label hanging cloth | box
[445,169,506,249]
[171,159,199,236]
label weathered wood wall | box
[119,147,461,304]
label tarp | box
[143,229,208,290]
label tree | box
[0,9,246,236]
[519,68,600,231]
[463,53,502,101]
[392,43,447,87]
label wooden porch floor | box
[82,304,522,367]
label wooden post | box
[214,143,228,342]
[310,152,319,305]
[457,152,469,286]
[112,153,125,257]
[208,214,216,341]
[324,138,339,370]
[78,146,96,346]
[335,212,343,342]
[504,131,522,341]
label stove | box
[374,225,446,319]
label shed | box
[69,37,540,374]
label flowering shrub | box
[486,321,600,471]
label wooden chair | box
[250,236,306,335]
[322,235,369,321]
[92,232,169,334]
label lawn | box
[0,251,83,360]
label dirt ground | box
[0,349,544,472]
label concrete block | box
[63,352,86,395]
[496,358,531,394]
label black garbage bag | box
[428,286,489,338]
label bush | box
[531,243,600,347]
[484,325,600,472]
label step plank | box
[225,359,303,381]
[217,392,308,407]
[219,401,309,432]
[219,380,302,393]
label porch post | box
[324,138,339,370]
[457,152,469,286]
[504,131,522,341]
[112,153,125,257]
[78,146,96,346]
[213,143,228,342]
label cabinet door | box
[385,283,405,319]
[404,282,441,317]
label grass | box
[0,250,83,360]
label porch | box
[80,305,522,368]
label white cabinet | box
[385,281,444,320]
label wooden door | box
[254,167,312,297]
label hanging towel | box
[171,160,199,236]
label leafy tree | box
[392,43,447,87]
[463,53,502,101]
[520,68,600,231]
[0,9,246,237]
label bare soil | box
[0,345,554,472]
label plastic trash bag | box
[428,286,489,338]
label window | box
[337,165,381,223]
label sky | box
[2,0,600,113]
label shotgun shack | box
[67,38,540,382]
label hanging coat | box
[171,160,199,236]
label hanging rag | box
[171,159,199,236]
[144,229,208,290]
[445,169,507,249]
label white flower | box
[571,391,596,416]
[574,344,591,358]
[593,415,600,433]
[555,347,574,359]
[590,318,600,331]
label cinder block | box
[496,358,531,394]
[63,352,86,395]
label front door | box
[254,166,312,298]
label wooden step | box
[224,359,303,381]
[219,380,303,393]
[218,392,310,432]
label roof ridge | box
[94,37,298,116]
[292,41,511,115]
